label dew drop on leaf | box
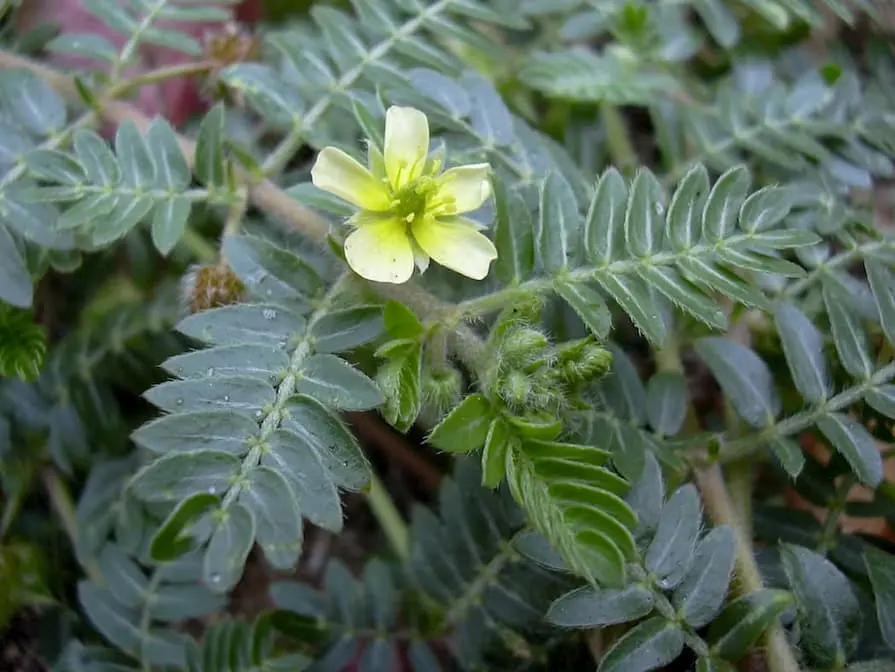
[262,308,277,320]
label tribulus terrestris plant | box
[1,1,894,671]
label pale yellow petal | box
[412,216,498,280]
[344,218,414,284]
[311,147,390,211]
[384,106,429,189]
[433,164,491,214]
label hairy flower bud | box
[181,263,244,314]
[499,327,550,370]
[421,364,463,423]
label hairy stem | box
[695,464,800,672]
[365,471,410,562]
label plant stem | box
[107,60,215,98]
[600,103,637,176]
[42,468,103,584]
[365,471,410,562]
[694,464,800,672]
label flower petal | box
[311,147,390,211]
[384,106,429,189]
[434,163,491,214]
[412,216,498,280]
[344,217,415,284]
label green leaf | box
[638,266,727,330]
[241,467,302,570]
[625,452,664,536]
[383,301,422,340]
[428,393,493,454]
[286,183,355,217]
[602,342,647,425]
[176,304,306,348]
[73,128,119,186]
[646,485,701,590]
[464,72,515,146]
[538,171,580,272]
[769,437,805,479]
[481,416,512,488]
[547,585,654,628]
[148,118,190,190]
[311,307,384,353]
[702,165,750,243]
[599,617,685,672]
[864,546,895,651]
[715,248,805,278]
[865,386,895,419]
[0,226,32,307]
[624,169,664,257]
[97,544,148,609]
[695,337,780,428]
[677,257,770,309]
[774,302,830,403]
[816,413,883,486]
[219,63,304,120]
[296,354,382,411]
[203,502,255,593]
[492,175,534,285]
[148,584,225,622]
[594,274,666,345]
[128,450,240,503]
[46,32,118,62]
[0,70,66,135]
[115,120,156,187]
[673,526,736,628]
[263,429,342,532]
[585,167,627,264]
[150,493,220,562]
[823,284,873,379]
[749,229,821,249]
[151,197,192,256]
[555,280,612,339]
[780,543,861,666]
[163,344,288,382]
[143,376,275,414]
[708,589,793,661]
[77,581,140,654]
[22,149,85,185]
[282,395,371,492]
[513,530,568,572]
[132,411,258,456]
[223,234,322,306]
[646,371,688,436]
[866,260,895,347]
[195,104,227,188]
[667,163,710,251]
[738,186,793,233]
[376,343,422,433]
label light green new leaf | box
[428,393,493,454]
[547,585,654,628]
[624,169,664,257]
[555,280,612,339]
[646,485,701,590]
[817,413,882,487]
[599,617,685,672]
[774,302,830,403]
[492,174,534,285]
[702,165,750,243]
[585,167,627,265]
[203,502,255,593]
[296,353,383,411]
[667,163,709,251]
[866,260,895,347]
[376,343,422,433]
[695,337,780,428]
[195,104,227,188]
[538,171,580,272]
[127,450,240,503]
[864,546,895,651]
[240,466,302,570]
[781,543,862,666]
[481,416,511,488]
[673,526,736,628]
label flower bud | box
[499,327,550,370]
[181,263,244,314]
[421,364,463,422]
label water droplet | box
[176,398,184,406]
[208,572,222,584]
[262,308,277,320]
[223,395,231,402]
[654,201,665,216]
[255,410,263,418]
[206,367,216,376]
[245,270,267,285]
[207,486,217,494]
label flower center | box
[391,176,438,224]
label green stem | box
[179,227,218,263]
[107,60,215,98]
[816,476,854,556]
[600,103,638,176]
[365,471,410,562]
[42,468,103,584]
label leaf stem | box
[364,470,410,562]
[600,103,637,176]
[41,467,103,584]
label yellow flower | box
[311,106,498,284]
